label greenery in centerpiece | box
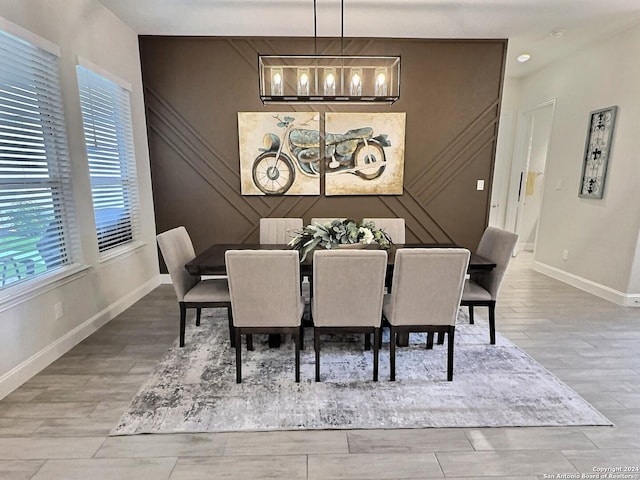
[288,218,392,261]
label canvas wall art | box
[237,112,320,195]
[579,106,617,199]
[324,112,406,195]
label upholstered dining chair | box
[460,226,519,345]
[362,218,406,244]
[156,226,232,348]
[259,217,303,244]
[383,248,470,381]
[225,250,305,383]
[312,249,387,382]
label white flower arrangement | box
[288,218,392,261]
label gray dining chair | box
[460,226,519,344]
[259,218,303,244]
[362,218,405,244]
[312,249,387,382]
[225,250,305,383]
[383,248,469,381]
[156,226,232,348]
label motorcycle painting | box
[237,112,405,196]
[325,112,405,195]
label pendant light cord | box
[314,0,317,55]
[341,0,344,55]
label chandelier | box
[258,1,401,104]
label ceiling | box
[97,0,640,78]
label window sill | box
[0,263,91,313]
[98,241,147,267]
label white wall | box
[513,23,640,303]
[0,0,160,398]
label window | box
[0,26,78,290]
[76,63,138,254]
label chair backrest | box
[225,250,301,327]
[311,218,345,226]
[156,226,200,301]
[387,248,470,326]
[259,218,303,244]
[312,249,387,327]
[362,218,405,244]
[472,227,519,299]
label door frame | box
[505,98,557,254]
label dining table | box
[185,243,496,347]
[185,243,496,276]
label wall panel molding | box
[140,36,506,263]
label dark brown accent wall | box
[139,36,506,269]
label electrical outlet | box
[54,302,64,320]
[562,249,569,261]
[476,179,485,191]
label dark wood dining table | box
[185,243,496,348]
[185,243,496,276]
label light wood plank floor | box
[1,252,639,479]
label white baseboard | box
[532,261,640,307]
[0,275,161,400]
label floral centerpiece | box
[288,218,392,261]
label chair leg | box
[294,333,300,383]
[227,306,235,348]
[314,328,321,382]
[447,326,455,381]
[299,324,304,350]
[468,305,475,324]
[426,332,434,349]
[489,302,496,345]
[179,303,187,347]
[246,334,254,351]
[364,333,371,351]
[437,332,445,345]
[196,308,201,326]
[235,328,242,383]
[390,327,397,381]
[373,328,380,382]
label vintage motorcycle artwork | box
[252,115,391,195]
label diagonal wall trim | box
[419,135,497,207]
[146,97,266,223]
[145,87,271,209]
[408,100,500,191]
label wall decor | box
[237,112,320,195]
[579,106,617,199]
[324,112,406,195]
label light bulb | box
[273,72,282,85]
[376,72,386,86]
[300,73,309,86]
[326,73,335,87]
[351,73,361,86]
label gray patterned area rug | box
[111,309,611,435]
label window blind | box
[76,65,139,253]
[0,27,77,289]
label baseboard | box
[0,275,161,400]
[532,261,640,307]
[518,242,535,252]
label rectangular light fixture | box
[258,55,401,104]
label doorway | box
[504,99,556,253]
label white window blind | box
[76,65,139,254]
[0,27,78,290]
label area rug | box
[111,309,611,435]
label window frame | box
[75,58,140,257]
[0,17,83,299]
